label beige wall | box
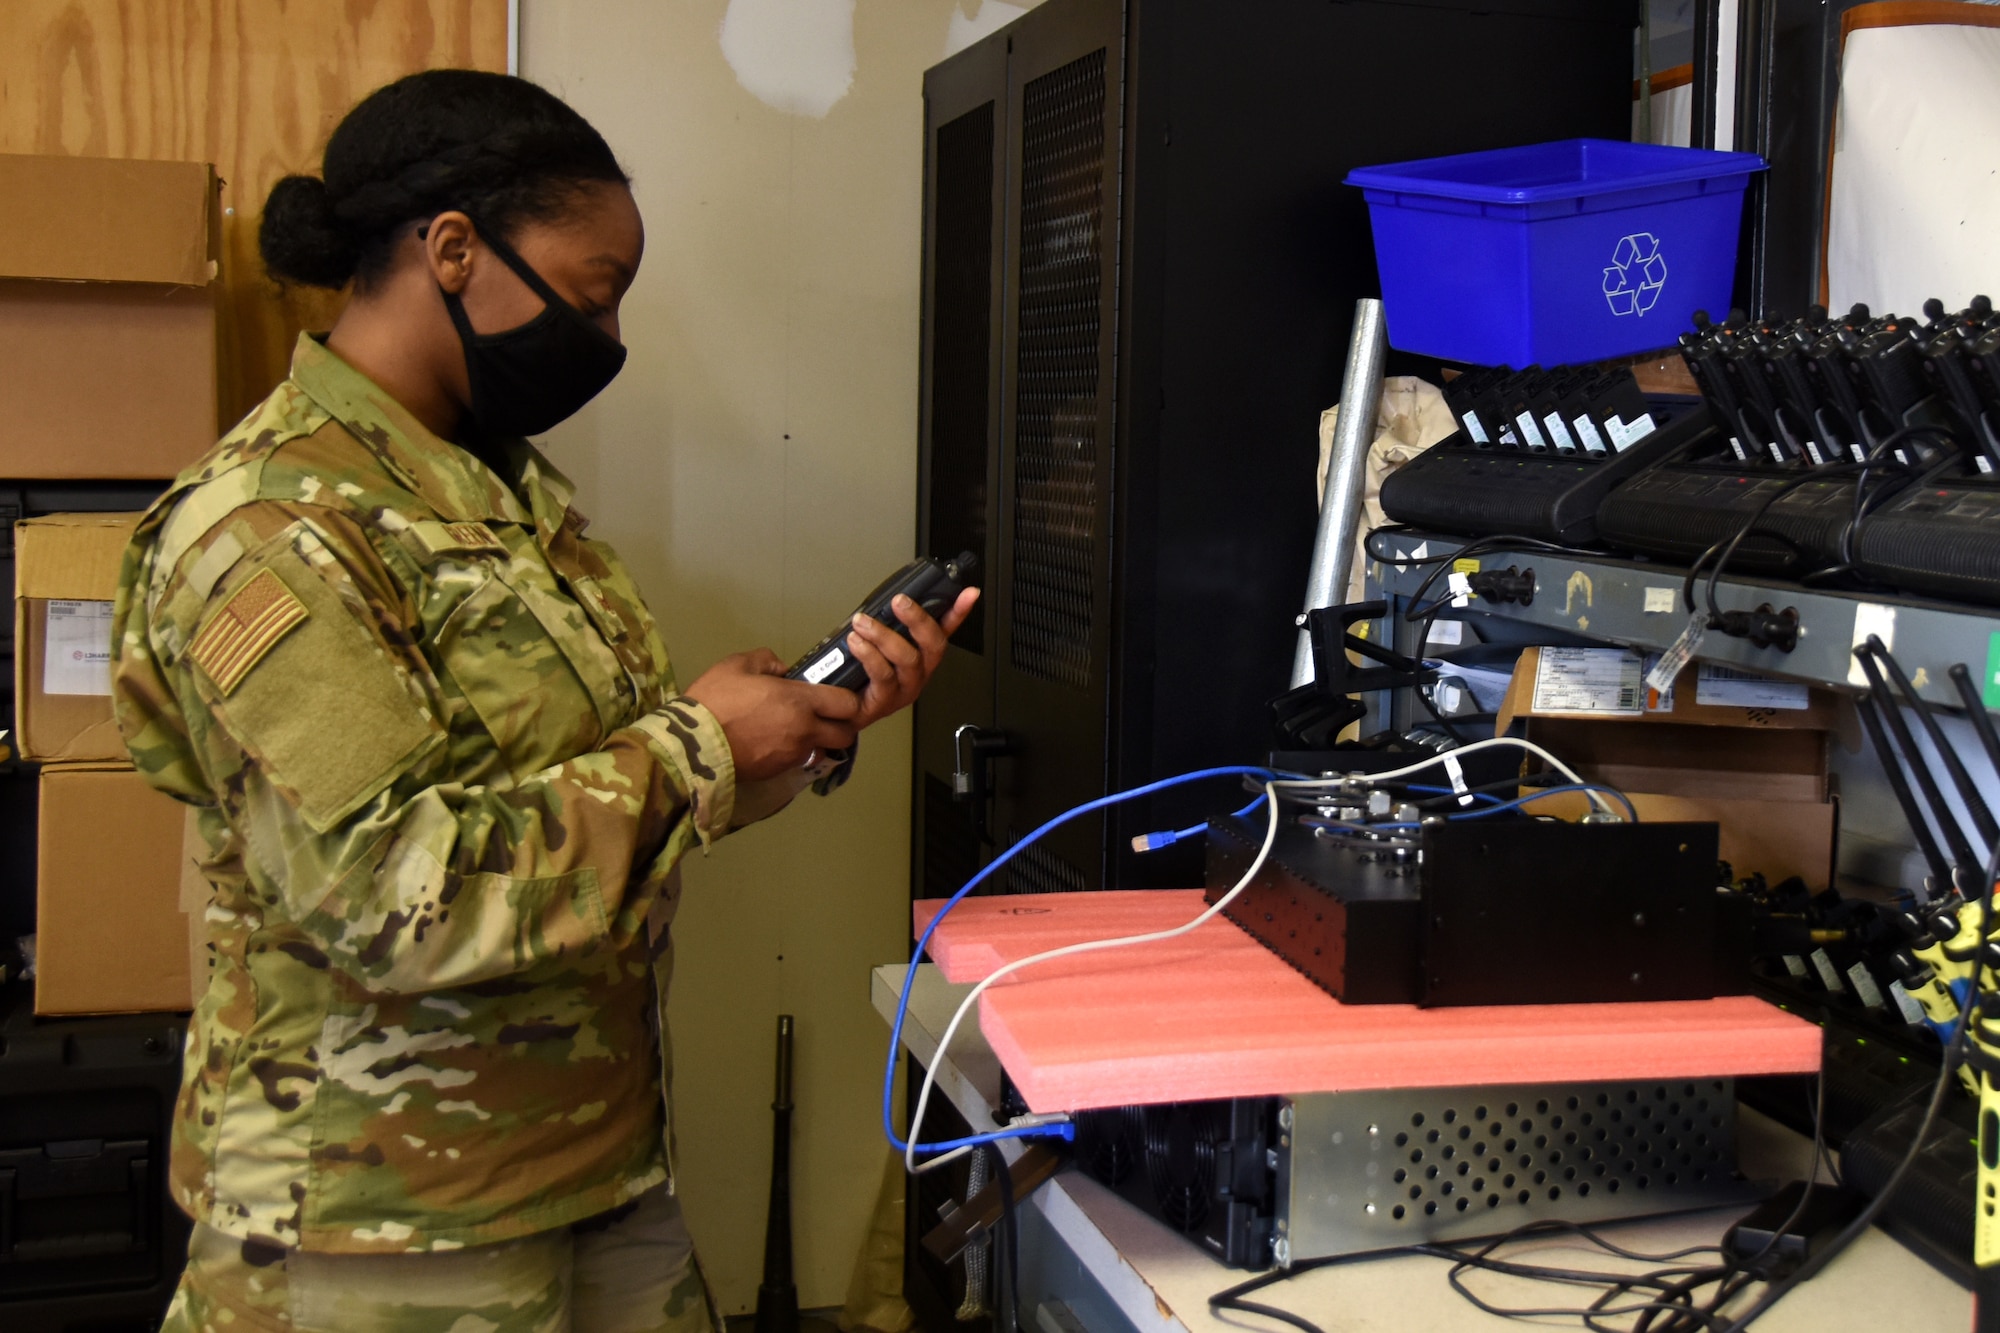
[522,0,1035,1313]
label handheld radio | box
[784,551,979,692]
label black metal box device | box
[1205,815,1741,1007]
[0,983,190,1332]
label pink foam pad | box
[914,891,1821,1112]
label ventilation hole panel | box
[1008,49,1107,688]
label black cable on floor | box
[984,1145,1023,1333]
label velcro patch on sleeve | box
[186,568,309,695]
[410,519,510,558]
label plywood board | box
[0,1,508,429]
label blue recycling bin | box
[1346,139,1767,367]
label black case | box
[0,982,190,1331]
[1071,1098,1276,1268]
[1205,816,1733,1007]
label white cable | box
[904,782,1284,1175]
[1271,735,1614,816]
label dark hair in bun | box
[259,69,628,290]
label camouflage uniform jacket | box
[113,334,817,1255]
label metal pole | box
[1292,298,1389,687]
[1638,0,1654,144]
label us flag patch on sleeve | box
[187,567,310,695]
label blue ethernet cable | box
[1131,793,1271,853]
[882,766,1283,1159]
[1451,782,1641,824]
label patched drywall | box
[718,0,857,118]
[945,0,1028,57]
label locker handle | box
[952,725,1015,845]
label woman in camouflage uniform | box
[112,70,973,1333]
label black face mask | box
[440,223,628,438]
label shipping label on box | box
[1532,646,1646,715]
[1693,663,1810,711]
[15,513,142,762]
[43,599,115,695]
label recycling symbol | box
[1603,232,1668,317]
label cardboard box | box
[1497,647,1840,887]
[35,762,192,1015]
[14,512,143,762]
[0,154,220,479]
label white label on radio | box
[802,647,846,684]
[1642,586,1677,614]
[1532,647,1644,715]
[1515,410,1549,451]
[1845,961,1885,1010]
[1543,411,1578,452]
[44,599,115,696]
[1573,416,1609,454]
[1887,980,1929,1026]
[1810,948,1843,992]
[1461,411,1489,445]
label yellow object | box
[1909,899,2000,1265]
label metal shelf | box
[1370,532,2000,710]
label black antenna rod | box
[1871,637,1999,845]
[1949,664,2000,786]
[754,1015,798,1333]
[1855,644,1979,876]
[1855,695,1953,892]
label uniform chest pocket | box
[432,568,634,778]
